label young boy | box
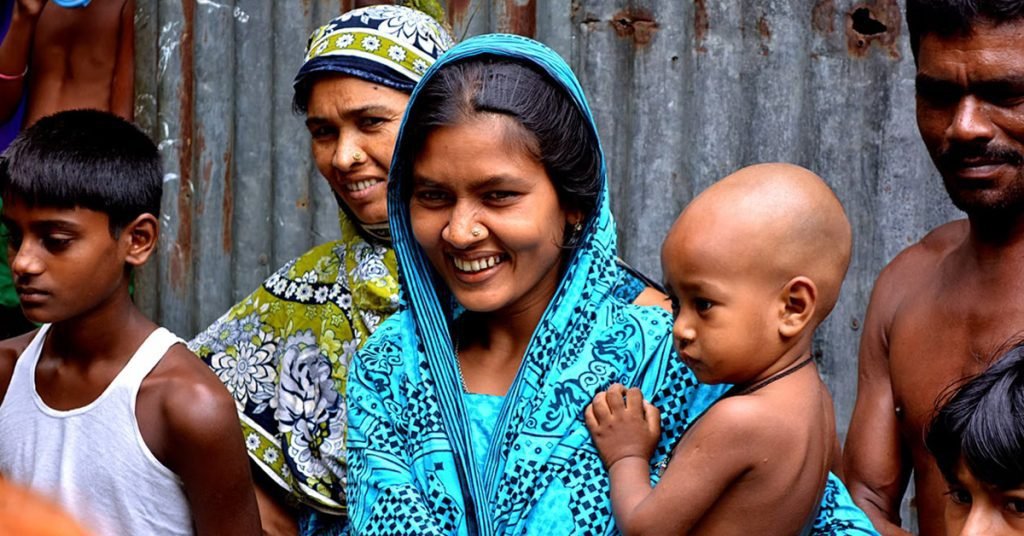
[0,110,260,535]
[926,342,1024,536]
[586,163,852,535]
[0,0,135,339]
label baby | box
[586,163,852,535]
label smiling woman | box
[186,6,453,535]
[345,35,727,535]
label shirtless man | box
[0,0,134,125]
[843,1,1024,534]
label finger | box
[591,392,611,421]
[644,401,662,435]
[625,387,643,413]
[584,404,598,429]
[607,383,626,412]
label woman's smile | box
[410,114,571,317]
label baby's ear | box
[122,213,159,267]
[777,276,817,338]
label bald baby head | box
[664,163,852,329]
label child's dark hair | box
[906,0,1024,59]
[0,109,162,235]
[926,342,1024,489]
[404,56,600,220]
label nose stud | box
[471,227,482,237]
[352,151,364,162]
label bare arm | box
[163,349,261,536]
[0,1,45,123]
[586,385,759,535]
[110,0,133,120]
[843,264,913,536]
[252,476,298,536]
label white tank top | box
[0,325,195,535]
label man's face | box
[916,21,1024,217]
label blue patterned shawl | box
[346,35,878,535]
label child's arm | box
[586,385,758,535]
[0,1,44,123]
[110,0,133,120]
[162,347,261,536]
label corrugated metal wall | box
[134,0,959,456]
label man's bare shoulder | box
[869,220,966,308]
[882,220,966,277]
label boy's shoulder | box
[0,330,40,401]
[142,341,239,445]
[146,344,237,428]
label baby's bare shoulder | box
[696,391,818,447]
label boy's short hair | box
[0,109,162,235]
[926,342,1024,489]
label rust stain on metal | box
[693,0,708,52]
[757,14,771,55]
[845,0,902,60]
[222,148,233,253]
[498,0,537,38]
[172,0,195,291]
[446,0,473,36]
[812,0,835,34]
[611,8,659,46]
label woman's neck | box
[455,308,542,396]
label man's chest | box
[887,292,1024,442]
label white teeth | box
[346,180,380,192]
[454,255,503,273]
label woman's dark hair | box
[0,109,162,236]
[403,56,600,220]
[926,342,1024,489]
[907,0,1024,59]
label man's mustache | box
[938,143,1024,170]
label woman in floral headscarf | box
[187,6,453,535]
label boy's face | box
[661,225,784,385]
[944,459,1024,536]
[1,197,137,324]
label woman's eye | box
[309,126,335,140]
[414,190,449,204]
[485,191,519,203]
[359,116,387,129]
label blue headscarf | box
[347,34,879,536]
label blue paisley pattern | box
[346,35,878,535]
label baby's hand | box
[584,383,661,470]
